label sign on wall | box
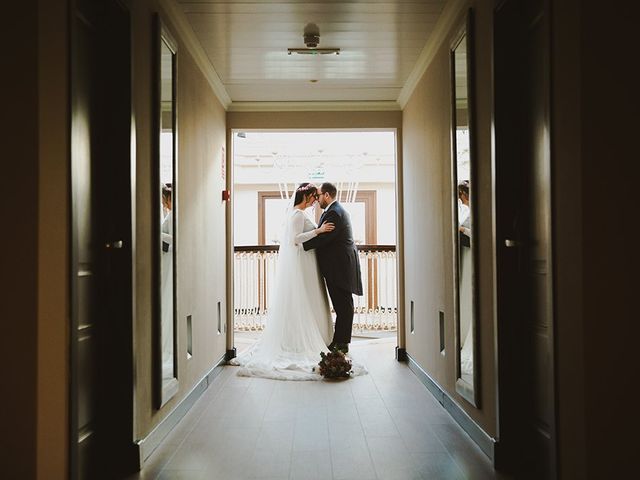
[221,146,226,181]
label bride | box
[231,183,352,380]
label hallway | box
[131,340,502,480]
[5,0,636,478]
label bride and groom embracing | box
[231,182,367,380]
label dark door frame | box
[492,0,557,477]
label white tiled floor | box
[129,338,508,480]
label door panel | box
[76,332,95,430]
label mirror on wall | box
[155,16,178,407]
[450,10,479,406]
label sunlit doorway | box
[230,130,399,358]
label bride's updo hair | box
[293,182,317,206]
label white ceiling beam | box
[228,101,401,112]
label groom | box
[304,182,363,353]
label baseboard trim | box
[406,353,495,460]
[136,354,227,465]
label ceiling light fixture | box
[288,26,340,55]
[288,48,340,55]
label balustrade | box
[233,245,397,332]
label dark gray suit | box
[303,201,362,344]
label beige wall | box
[227,110,402,132]
[551,1,636,477]
[2,2,70,479]
[569,2,634,478]
[37,0,70,478]
[401,0,497,436]
[1,4,39,478]
[4,1,228,476]
[402,0,634,476]
[131,0,228,439]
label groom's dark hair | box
[321,182,337,199]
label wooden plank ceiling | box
[176,0,447,103]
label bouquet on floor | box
[317,350,352,379]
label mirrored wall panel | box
[450,10,479,406]
[155,17,178,407]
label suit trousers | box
[326,283,354,344]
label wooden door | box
[70,1,135,478]
[494,0,556,477]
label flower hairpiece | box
[296,184,316,192]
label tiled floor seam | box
[352,383,383,480]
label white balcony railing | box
[234,245,397,333]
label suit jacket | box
[303,201,363,295]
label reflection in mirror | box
[451,12,478,406]
[156,20,178,407]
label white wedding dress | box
[458,203,474,379]
[231,208,366,380]
[160,210,174,380]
